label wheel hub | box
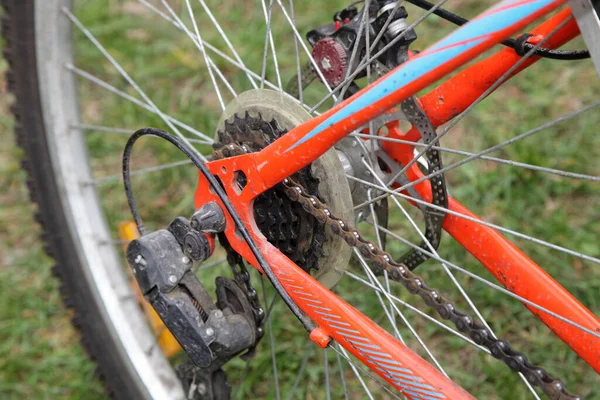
[312,37,348,87]
[215,112,325,272]
[214,89,354,288]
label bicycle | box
[2,0,599,398]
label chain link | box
[213,143,267,339]
[225,249,265,337]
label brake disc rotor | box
[215,89,353,288]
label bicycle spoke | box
[354,249,448,376]
[285,343,314,400]
[367,190,402,341]
[335,2,371,105]
[324,347,331,400]
[90,159,192,185]
[260,276,281,400]
[365,158,502,330]
[356,247,406,344]
[74,124,133,135]
[391,99,600,194]
[367,191,404,344]
[64,8,210,162]
[371,222,600,339]
[259,0,272,87]
[332,344,404,400]
[234,290,278,399]
[334,346,350,400]
[197,0,258,89]
[66,65,213,144]
[335,345,375,400]
[341,269,489,352]
[161,0,237,103]
[260,0,283,91]
[232,357,253,400]
[351,132,600,182]
[179,0,229,109]
[364,0,378,160]
[348,162,600,266]
[385,16,573,187]
[74,124,209,146]
[288,0,303,104]
[362,159,541,397]
[274,0,337,99]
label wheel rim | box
[35,1,184,398]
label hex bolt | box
[168,275,178,284]
[214,310,223,319]
[181,256,191,264]
[191,202,226,233]
[205,327,215,337]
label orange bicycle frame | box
[194,1,600,397]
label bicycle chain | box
[280,176,582,400]
[222,245,266,340]
[214,140,581,399]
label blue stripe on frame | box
[285,0,554,153]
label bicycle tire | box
[2,1,172,398]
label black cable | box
[122,132,148,236]
[403,0,590,60]
[123,127,316,333]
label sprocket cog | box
[214,112,327,273]
[212,89,354,288]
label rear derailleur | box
[126,203,260,400]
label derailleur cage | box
[126,203,260,398]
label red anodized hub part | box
[312,37,348,88]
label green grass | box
[1,1,599,399]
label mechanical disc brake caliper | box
[126,203,261,400]
[323,1,448,270]
[288,1,417,98]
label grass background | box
[1,0,599,399]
